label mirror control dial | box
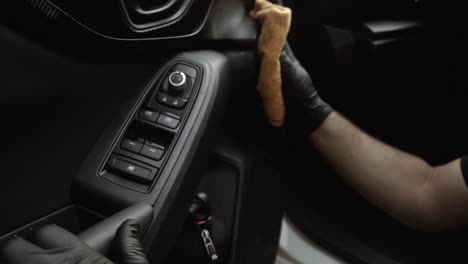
[168,71,187,94]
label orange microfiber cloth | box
[251,0,292,127]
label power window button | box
[140,145,164,161]
[139,109,159,122]
[121,139,143,153]
[157,114,180,129]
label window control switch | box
[145,141,165,150]
[140,145,164,161]
[157,114,180,129]
[139,109,159,122]
[121,139,143,153]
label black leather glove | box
[113,220,149,264]
[280,43,334,135]
[0,220,149,264]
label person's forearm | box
[247,2,468,229]
[309,112,437,228]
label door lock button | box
[157,93,171,105]
[171,97,187,109]
[157,93,187,109]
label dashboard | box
[11,0,256,41]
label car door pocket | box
[78,203,153,255]
[0,205,105,245]
[0,203,153,257]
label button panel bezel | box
[99,60,202,193]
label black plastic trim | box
[73,51,231,263]
[41,0,214,40]
[97,60,204,193]
[121,0,194,32]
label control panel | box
[99,61,202,193]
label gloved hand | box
[280,43,334,135]
[0,219,149,264]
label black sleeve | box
[461,156,468,187]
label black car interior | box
[1,0,468,263]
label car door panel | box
[0,1,287,264]
[0,26,161,236]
